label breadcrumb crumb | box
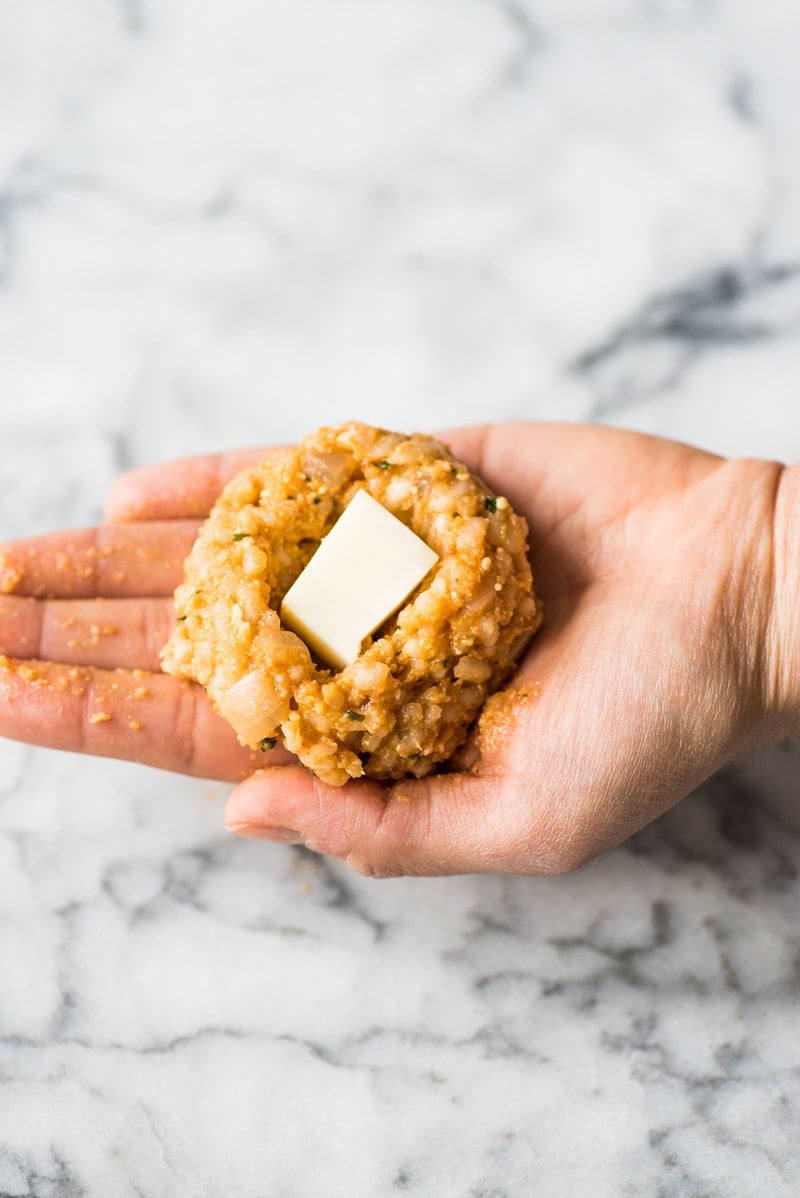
[0,560,22,593]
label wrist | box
[766,462,800,738]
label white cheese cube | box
[280,489,438,670]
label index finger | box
[106,449,271,521]
[0,522,199,598]
[104,429,489,523]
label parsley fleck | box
[176,615,188,622]
[232,532,251,542]
[484,497,498,514]
[345,709,366,721]
[259,737,277,751]
[375,460,391,470]
[450,466,459,476]
[312,496,322,505]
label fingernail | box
[227,822,305,845]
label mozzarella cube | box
[280,489,438,670]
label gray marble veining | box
[2,1,800,1194]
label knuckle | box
[343,853,401,879]
[172,683,202,774]
[142,599,174,666]
[509,782,600,876]
[536,816,599,876]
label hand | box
[0,425,796,876]
[0,449,288,783]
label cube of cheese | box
[280,489,438,670]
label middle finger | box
[0,521,200,599]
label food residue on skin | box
[0,656,90,698]
[474,684,541,760]
[6,661,63,690]
[0,656,154,762]
[17,664,47,685]
[91,624,118,640]
[0,558,22,594]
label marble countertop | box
[2,1,800,1194]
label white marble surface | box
[2,0,800,1194]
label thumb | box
[224,764,552,877]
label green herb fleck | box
[259,737,277,751]
[232,532,251,542]
[375,460,391,470]
[312,496,322,505]
[484,497,498,514]
[176,615,188,622]
[345,709,366,722]
[450,465,459,476]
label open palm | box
[0,424,786,876]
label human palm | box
[0,424,788,875]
